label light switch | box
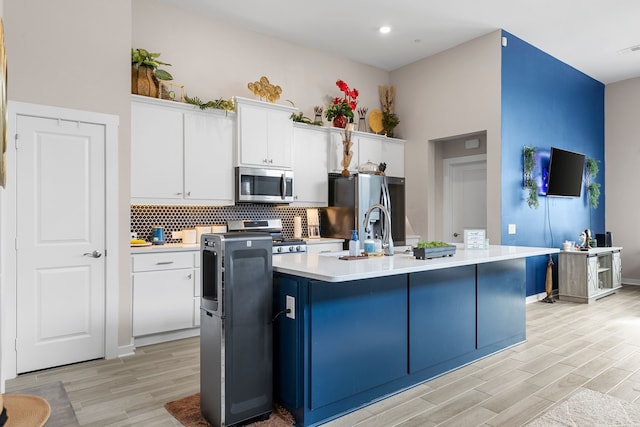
[508,224,516,234]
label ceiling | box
[159,0,640,85]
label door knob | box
[453,232,460,237]
[83,250,102,258]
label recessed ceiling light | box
[379,26,391,34]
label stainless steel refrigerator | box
[200,232,273,427]
[320,173,406,247]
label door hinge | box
[14,237,18,251]
[14,133,19,149]
[15,338,18,351]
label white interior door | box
[444,155,487,243]
[16,115,105,373]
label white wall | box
[134,0,390,123]
[390,31,502,243]
[3,0,132,349]
[604,77,640,283]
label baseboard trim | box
[526,291,555,304]
[622,278,640,286]
[133,328,200,348]
[117,343,136,358]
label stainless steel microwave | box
[235,167,294,204]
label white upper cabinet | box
[235,97,296,169]
[131,95,234,205]
[382,138,405,178]
[131,99,184,200]
[356,134,383,170]
[293,124,329,206]
[328,129,359,174]
[329,129,405,177]
[184,111,233,202]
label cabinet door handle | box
[176,192,183,195]
[187,273,192,280]
[269,159,273,164]
[156,261,174,265]
[186,191,191,196]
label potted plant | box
[131,48,173,98]
[379,85,400,137]
[381,111,400,137]
[523,146,539,209]
[413,241,456,259]
[325,79,358,128]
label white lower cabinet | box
[132,251,200,337]
[305,240,345,253]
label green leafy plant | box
[290,111,322,125]
[286,100,322,125]
[525,179,539,209]
[585,157,600,208]
[382,111,400,137]
[184,94,234,111]
[131,48,173,81]
[522,146,539,209]
[416,241,451,248]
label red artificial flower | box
[325,79,359,122]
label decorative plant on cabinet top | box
[131,48,173,98]
[379,85,400,137]
[325,79,358,128]
[523,146,539,209]
[585,157,600,209]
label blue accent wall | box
[500,31,605,296]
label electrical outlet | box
[286,295,295,320]
[508,224,516,235]
[130,232,137,239]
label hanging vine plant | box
[523,146,539,209]
[585,157,601,209]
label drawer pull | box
[155,261,174,265]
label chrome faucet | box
[363,203,394,256]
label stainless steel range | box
[227,219,307,255]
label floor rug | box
[6,381,79,427]
[526,388,640,426]
[164,393,295,427]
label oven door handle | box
[280,173,287,200]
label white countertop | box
[272,245,559,282]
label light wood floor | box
[7,285,640,426]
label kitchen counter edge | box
[273,245,559,282]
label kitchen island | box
[272,245,558,427]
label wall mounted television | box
[546,147,586,197]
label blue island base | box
[274,259,526,427]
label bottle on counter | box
[363,233,375,255]
[374,233,382,253]
[349,229,360,257]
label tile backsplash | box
[131,204,313,243]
